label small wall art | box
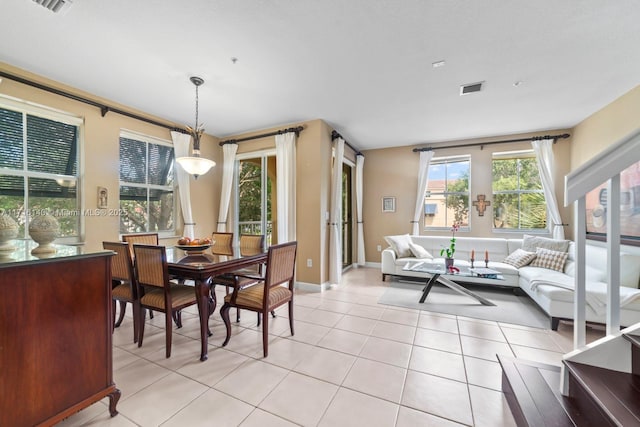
[97,186,108,209]
[382,196,396,213]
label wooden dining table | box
[166,246,267,361]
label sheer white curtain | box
[532,138,564,239]
[172,131,195,238]
[329,138,344,285]
[217,143,238,232]
[275,132,297,242]
[355,154,366,266]
[412,151,434,235]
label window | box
[119,131,175,235]
[0,100,81,240]
[425,157,470,229]
[492,150,546,230]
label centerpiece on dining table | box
[175,236,212,254]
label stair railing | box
[564,128,640,348]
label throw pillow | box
[409,242,433,259]
[384,234,413,258]
[529,247,569,272]
[522,234,570,253]
[503,249,536,268]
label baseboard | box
[365,262,381,268]
[294,281,327,292]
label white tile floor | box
[58,267,606,426]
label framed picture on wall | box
[586,160,640,246]
[382,196,396,213]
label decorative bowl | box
[175,244,212,255]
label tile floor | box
[59,267,606,427]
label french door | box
[235,152,276,246]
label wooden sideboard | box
[0,243,120,426]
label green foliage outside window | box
[492,155,546,229]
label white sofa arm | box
[381,248,397,280]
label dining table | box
[166,246,267,361]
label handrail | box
[565,128,640,205]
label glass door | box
[236,154,275,246]
[342,163,353,268]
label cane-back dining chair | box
[103,241,139,343]
[221,241,297,357]
[122,232,159,319]
[122,232,159,257]
[133,244,199,358]
[211,232,234,255]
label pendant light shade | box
[175,76,216,179]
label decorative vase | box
[0,214,19,252]
[29,214,60,254]
[445,257,454,270]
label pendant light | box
[175,76,216,179]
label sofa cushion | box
[384,234,412,258]
[522,234,570,253]
[503,249,536,268]
[409,242,433,259]
[529,247,569,272]
[621,254,640,288]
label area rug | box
[378,281,550,329]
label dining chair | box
[211,232,234,255]
[122,232,159,319]
[103,241,140,343]
[133,244,199,358]
[122,232,159,257]
[220,241,297,357]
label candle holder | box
[470,258,475,268]
[485,259,489,268]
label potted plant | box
[440,222,460,270]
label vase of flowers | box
[440,222,460,269]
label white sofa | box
[381,235,640,330]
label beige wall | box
[362,130,573,262]
[0,63,221,252]
[571,85,640,170]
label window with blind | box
[119,131,175,234]
[492,150,547,230]
[424,156,470,229]
[0,101,81,239]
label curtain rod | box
[0,70,186,133]
[331,130,363,156]
[412,133,570,152]
[218,126,305,145]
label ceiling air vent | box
[32,0,72,13]
[460,81,484,96]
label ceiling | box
[1,0,639,151]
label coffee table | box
[403,261,500,306]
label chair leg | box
[172,310,183,328]
[288,301,294,336]
[115,301,127,327]
[138,308,147,347]
[262,310,269,357]
[149,309,154,319]
[220,303,232,346]
[237,308,241,323]
[257,312,261,327]
[165,309,173,358]
[271,310,276,318]
[131,301,140,343]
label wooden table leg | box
[195,279,211,361]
